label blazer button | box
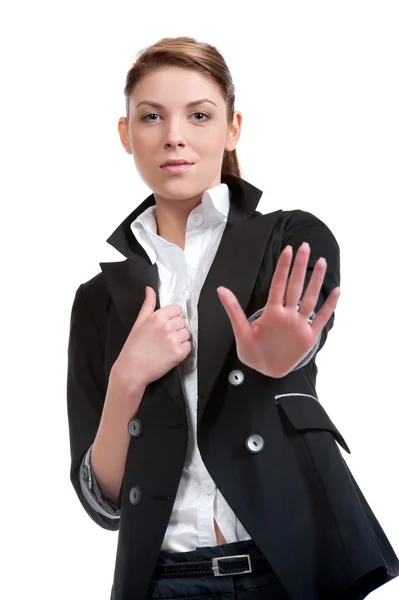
[246,434,265,453]
[128,419,143,438]
[129,487,142,505]
[228,369,245,387]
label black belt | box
[153,552,274,579]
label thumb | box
[135,286,156,324]
[217,286,252,341]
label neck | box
[154,192,203,250]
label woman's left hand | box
[217,242,341,378]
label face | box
[118,66,241,204]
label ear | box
[118,117,133,155]
[225,112,242,152]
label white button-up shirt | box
[130,182,252,551]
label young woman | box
[66,36,399,600]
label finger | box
[170,316,188,331]
[217,287,252,341]
[307,287,341,337]
[284,242,311,309]
[267,245,293,307]
[297,257,328,318]
[135,286,156,324]
[180,339,192,355]
[176,327,192,343]
[161,303,185,319]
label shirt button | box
[191,213,204,226]
[186,356,197,371]
[205,482,216,495]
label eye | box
[141,113,160,122]
[191,112,210,121]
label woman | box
[66,36,399,600]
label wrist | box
[107,368,147,413]
[109,362,148,395]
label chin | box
[151,175,207,201]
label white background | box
[1,1,399,598]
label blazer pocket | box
[274,393,351,454]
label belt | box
[152,552,273,579]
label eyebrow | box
[135,98,218,109]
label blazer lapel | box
[99,255,159,330]
[99,255,186,413]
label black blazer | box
[67,175,399,600]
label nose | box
[164,139,186,150]
[163,119,187,150]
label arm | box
[66,283,145,530]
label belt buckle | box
[211,554,252,577]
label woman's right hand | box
[110,286,192,393]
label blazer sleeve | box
[79,444,121,518]
[280,208,340,366]
[66,283,120,531]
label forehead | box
[131,66,224,107]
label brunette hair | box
[123,36,241,177]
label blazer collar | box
[105,174,264,262]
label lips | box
[161,162,194,175]
[161,160,192,167]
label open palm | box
[217,242,341,378]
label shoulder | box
[81,270,109,300]
[273,208,337,237]
[254,208,340,250]
[74,267,115,326]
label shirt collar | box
[130,183,231,264]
